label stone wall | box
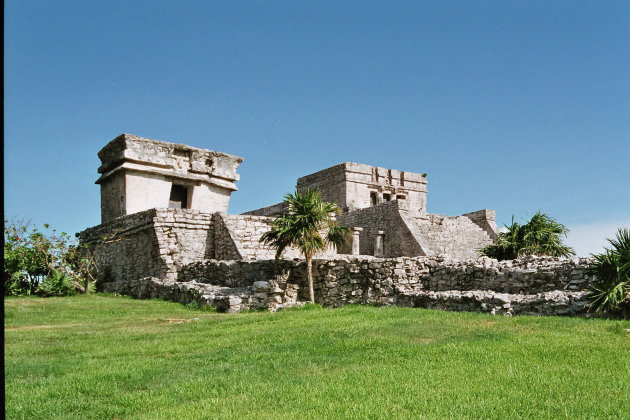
[241,202,288,217]
[336,200,496,260]
[337,201,426,257]
[79,209,309,286]
[413,214,494,260]
[162,255,595,316]
[78,209,168,283]
[79,208,216,282]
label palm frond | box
[479,212,574,260]
[586,228,630,315]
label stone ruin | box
[97,134,242,223]
[247,161,498,260]
[79,134,594,315]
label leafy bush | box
[3,218,105,296]
[480,212,575,261]
[586,228,630,317]
[36,270,76,297]
[4,219,73,295]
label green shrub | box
[4,219,73,295]
[586,228,630,317]
[480,212,575,260]
[4,218,108,296]
[36,270,76,297]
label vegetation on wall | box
[586,228,630,317]
[479,211,575,261]
[260,189,351,303]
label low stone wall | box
[180,255,593,295]
[398,290,588,316]
[96,245,595,316]
[101,277,299,313]
[168,255,595,315]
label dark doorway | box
[370,192,378,206]
[169,185,188,209]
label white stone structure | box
[296,162,428,213]
[96,134,243,223]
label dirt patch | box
[158,318,199,324]
[5,323,86,331]
[4,301,37,307]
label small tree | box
[260,189,351,303]
[480,211,575,260]
[3,218,113,296]
[586,228,630,317]
[4,219,74,295]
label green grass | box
[5,295,630,419]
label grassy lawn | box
[4,295,630,419]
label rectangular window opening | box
[396,195,406,200]
[169,184,188,209]
[383,193,391,202]
[370,192,378,206]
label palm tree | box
[260,189,351,303]
[480,211,575,260]
[586,228,630,317]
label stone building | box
[297,162,428,213]
[96,134,243,223]
[78,134,593,316]
[81,134,500,278]
[245,162,498,260]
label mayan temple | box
[79,134,591,315]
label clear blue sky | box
[5,0,629,256]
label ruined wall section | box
[212,214,243,260]
[78,209,168,284]
[171,255,594,315]
[152,210,215,275]
[180,256,593,297]
[336,201,427,257]
[412,214,494,260]
[241,202,288,217]
[79,209,216,285]
[215,214,315,261]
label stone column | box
[351,227,363,256]
[374,230,384,257]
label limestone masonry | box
[79,134,595,315]
[97,134,242,223]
